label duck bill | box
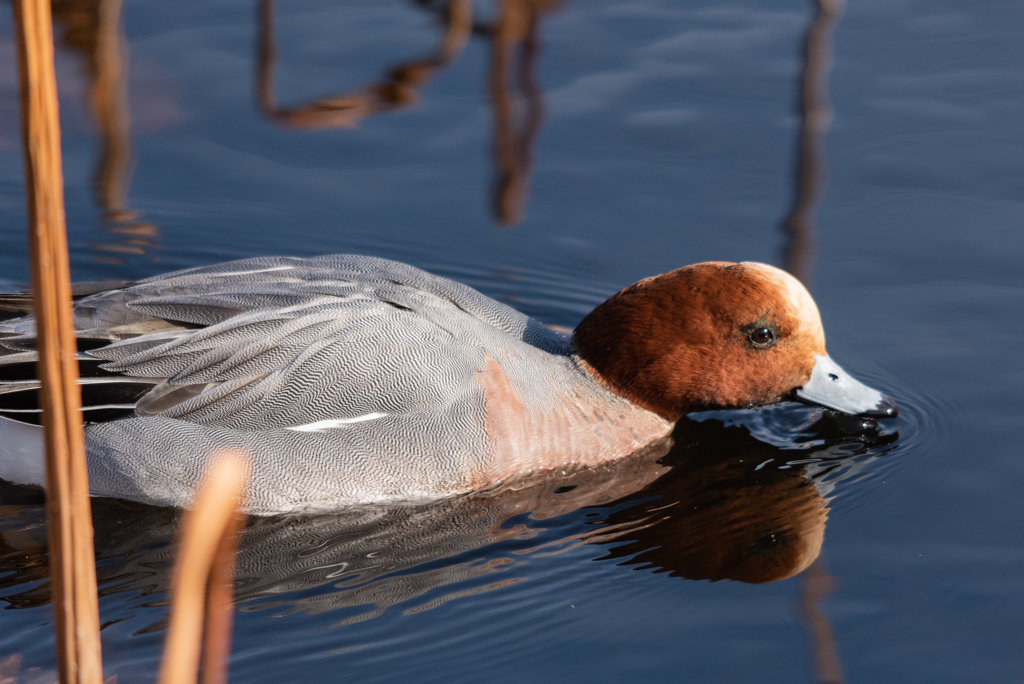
[795,354,897,418]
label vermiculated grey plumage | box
[0,255,666,514]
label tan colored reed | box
[15,4,247,683]
[158,455,248,684]
[12,1,104,682]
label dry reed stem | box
[158,454,248,684]
[12,1,103,682]
[200,504,243,684]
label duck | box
[0,255,895,515]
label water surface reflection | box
[257,0,472,130]
[256,0,561,226]
[51,0,163,265]
[0,407,897,630]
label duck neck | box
[572,284,693,423]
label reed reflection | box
[256,0,471,131]
[0,410,895,627]
[781,0,846,680]
[256,0,559,226]
[781,0,843,288]
[488,1,556,225]
[51,0,163,265]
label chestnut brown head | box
[574,262,894,421]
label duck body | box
[0,255,894,514]
[0,255,670,514]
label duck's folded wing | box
[80,282,507,512]
[0,255,577,511]
[0,254,568,429]
[88,288,491,432]
[77,255,565,351]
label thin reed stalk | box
[12,1,103,682]
[158,455,248,684]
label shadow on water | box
[0,406,897,632]
[257,0,562,226]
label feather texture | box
[0,255,669,514]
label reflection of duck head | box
[488,407,897,585]
[0,407,895,628]
[597,416,840,584]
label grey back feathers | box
[0,255,639,514]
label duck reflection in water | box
[0,408,895,623]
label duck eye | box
[749,327,775,346]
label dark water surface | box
[1,0,1023,681]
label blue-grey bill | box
[795,354,898,418]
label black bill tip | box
[861,393,898,419]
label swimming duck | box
[0,255,895,514]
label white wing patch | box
[209,266,296,277]
[285,412,389,432]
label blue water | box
[1,0,1023,681]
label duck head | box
[574,261,896,422]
